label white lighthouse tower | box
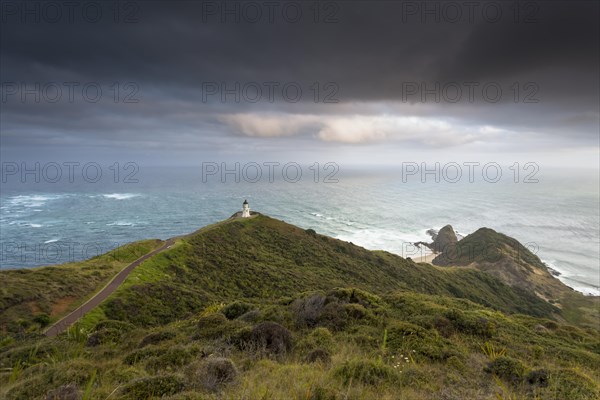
[242,199,251,218]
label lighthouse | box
[242,199,251,218]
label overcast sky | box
[1,0,598,167]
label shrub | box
[484,356,526,384]
[228,326,254,350]
[250,322,293,355]
[45,384,80,400]
[334,359,396,385]
[542,320,559,330]
[238,309,261,323]
[123,347,163,365]
[317,302,348,331]
[305,229,317,236]
[186,357,238,392]
[139,330,177,348]
[344,303,369,320]
[93,320,135,332]
[222,302,254,320]
[33,313,51,328]
[121,374,184,398]
[444,309,496,338]
[296,327,334,354]
[195,313,229,339]
[86,327,123,347]
[526,368,549,387]
[309,327,334,348]
[386,321,428,350]
[146,347,195,372]
[327,288,382,308]
[415,336,461,361]
[433,315,454,337]
[305,348,331,364]
[291,295,326,328]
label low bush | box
[86,327,123,347]
[45,384,80,400]
[93,320,135,333]
[227,326,253,351]
[195,313,230,340]
[33,314,50,328]
[291,295,326,328]
[317,302,348,331]
[526,368,549,387]
[222,302,254,320]
[145,346,195,372]
[305,348,331,364]
[386,321,428,350]
[484,356,526,384]
[250,322,293,355]
[445,309,496,338]
[344,303,369,320]
[123,347,163,365]
[238,309,261,323]
[334,359,396,385]
[139,330,177,348]
[186,357,238,392]
[121,374,185,398]
[327,288,382,308]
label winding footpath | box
[44,238,175,337]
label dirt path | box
[44,238,175,337]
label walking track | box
[44,238,175,337]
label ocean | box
[1,165,598,296]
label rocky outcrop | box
[431,225,458,253]
[432,227,573,301]
[415,224,458,253]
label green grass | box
[91,215,558,330]
[0,239,164,335]
[0,215,598,399]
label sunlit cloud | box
[220,113,502,147]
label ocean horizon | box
[2,165,598,296]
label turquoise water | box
[1,166,598,295]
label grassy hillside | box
[84,215,559,331]
[0,215,598,399]
[0,239,164,335]
[431,227,598,327]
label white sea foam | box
[335,228,429,258]
[103,193,140,200]
[44,238,60,244]
[106,221,135,226]
[7,194,62,208]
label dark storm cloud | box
[0,0,598,156]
